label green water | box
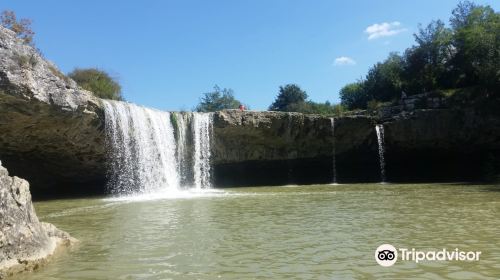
[17,184,500,279]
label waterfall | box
[330,118,337,184]
[193,113,213,189]
[103,100,213,195]
[172,112,192,186]
[375,124,386,183]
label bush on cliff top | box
[196,85,245,112]
[1,10,35,46]
[268,84,345,116]
[68,68,123,101]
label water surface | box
[18,184,500,279]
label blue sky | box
[1,0,498,111]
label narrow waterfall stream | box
[192,113,213,189]
[375,124,386,183]
[103,100,213,196]
[330,118,337,184]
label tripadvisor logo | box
[375,244,481,267]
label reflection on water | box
[17,184,500,279]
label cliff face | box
[0,26,106,196]
[211,110,380,185]
[382,109,500,182]
[0,26,499,194]
[0,162,75,278]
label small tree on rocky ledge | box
[1,10,35,46]
[269,84,308,111]
[68,68,123,100]
[196,85,243,112]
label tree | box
[364,52,404,101]
[337,1,499,111]
[68,68,123,100]
[450,4,499,90]
[269,84,308,111]
[339,82,367,110]
[450,1,477,30]
[403,20,454,94]
[286,101,345,116]
[1,10,34,46]
[196,85,242,112]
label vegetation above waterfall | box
[268,84,346,115]
[68,68,123,101]
[1,2,497,115]
[196,85,244,112]
[339,1,499,111]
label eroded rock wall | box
[0,162,75,278]
[212,110,380,185]
[0,26,106,196]
[382,109,500,182]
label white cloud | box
[365,21,406,40]
[334,56,356,66]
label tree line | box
[199,1,499,114]
[2,1,497,114]
[339,1,499,111]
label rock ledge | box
[0,161,76,278]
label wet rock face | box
[211,110,380,185]
[0,26,107,195]
[382,110,500,182]
[0,162,75,278]
[212,110,376,164]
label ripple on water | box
[26,183,500,280]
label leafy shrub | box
[196,85,243,112]
[68,68,123,100]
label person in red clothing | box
[238,104,245,111]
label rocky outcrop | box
[212,110,380,185]
[381,109,500,182]
[0,24,499,193]
[0,26,106,196]
[0,161,75,278]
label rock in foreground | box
[0,162,76,278]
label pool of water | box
[16,184,500,279]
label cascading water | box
[172,112,192,186]
[330,118,337,184]
[103,100,213,196]
[103,101,180,194]
[375,124,386,183]
[192,113,213,189]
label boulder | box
[0,161,76,278]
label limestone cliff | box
[381,109,500,182]
[0,161,75,278]
[0,26,106,195]
[0,24,499,192]
[212,110,379,185]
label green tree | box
[450,1,478,30]
[450,4,499,90]
[1,10,34,46]
[196,85,242,112]
[68,68,123,100]
[403,20,454,94]
[364,52,404,101]
[339,82,367,110]
[286,101,346,116]
[269,84,308,111]
[337,1,499,110]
